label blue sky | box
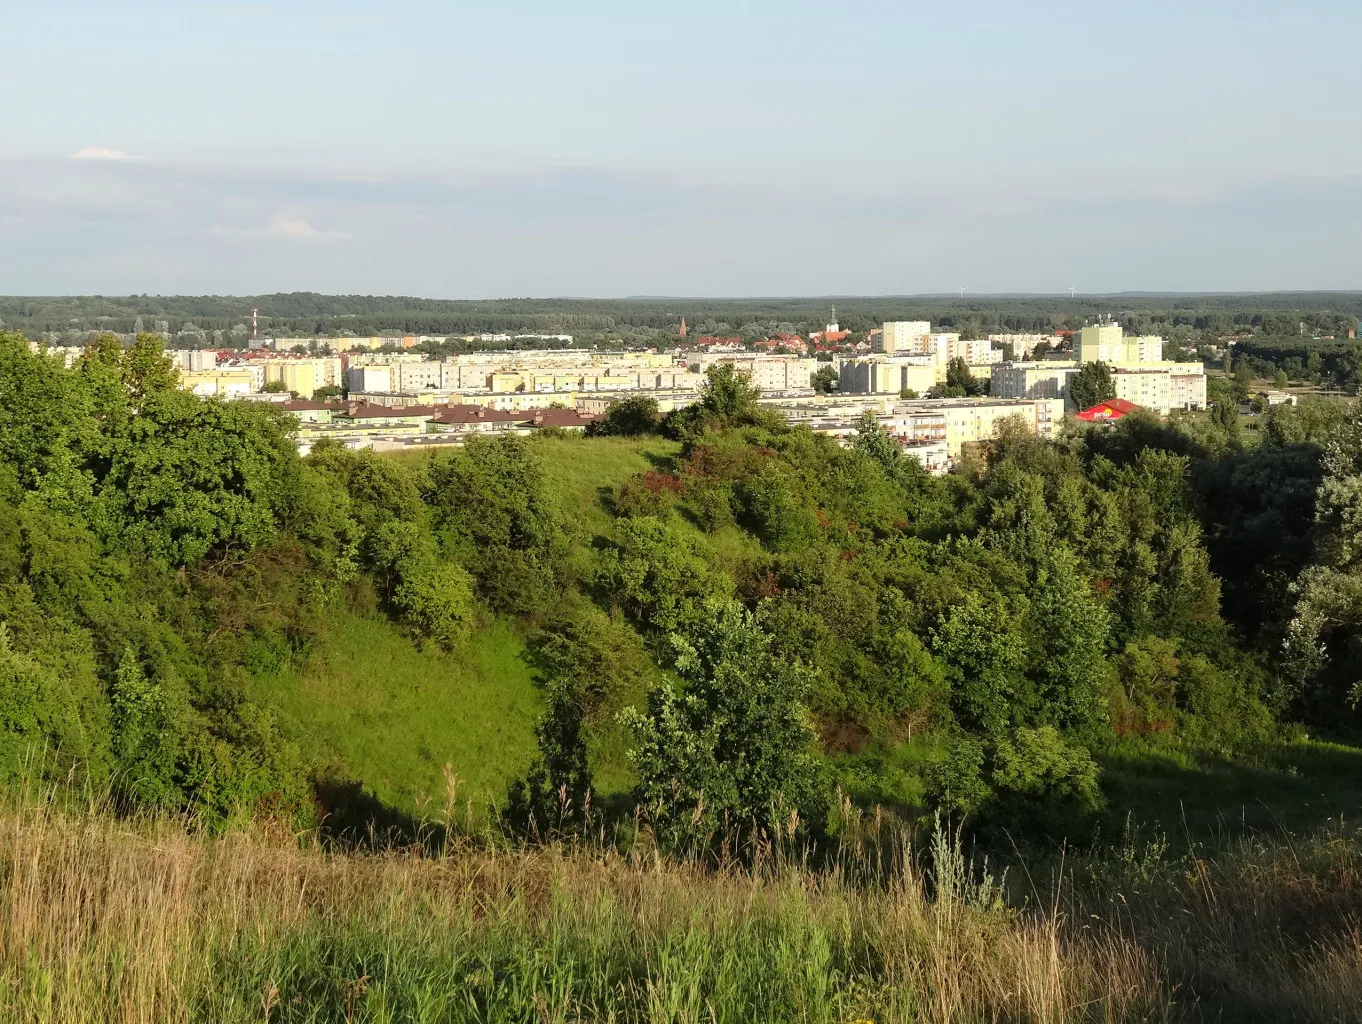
[1,0,1359,296]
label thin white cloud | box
[213,211,350,241]
[72,146,129,160]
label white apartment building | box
[347,364,392,393]
[988,334,1060,359]
[691,354,819,391]
[396,361,444,392]
[169,349,218,372]
[922,334,1002,367]
[991,362,1083,406]
[1112,364,1207,413]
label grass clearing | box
[1100,737,1362,844]
[249,611,541,819]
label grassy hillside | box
[258,434,1362,841]
[245,612,540,818]
[246,436,687,820]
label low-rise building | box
[179,369,257,398]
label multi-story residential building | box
[878,321,932,355]
[396,361,444,392]
[263,360,317,397]
[169,349,218,372]
[763,394,1064,458]
[927,398,1064,455]
[991,362,1083,405]
[993,358,1206,414]
[1112,363,1206,413]
[1169,366,1209,410]
[987,334,1061,359]
[179,369,257,398]
[347,364,393,393]
[838,357,939,396]
[1076,323,1164,365]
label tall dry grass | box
[0,799,1179,1024]
[1,794,1360,1022]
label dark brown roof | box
[529,408,601,428]
[341,403,435,420]
[430,404,527,425]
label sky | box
[1,0,1359,297]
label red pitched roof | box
[1075,398,1142,421]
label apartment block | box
[991,362,1083,407]
[839,357,938,396]
[1076,323,1164,365]
[878,321,931,355]
[396,361,444,392]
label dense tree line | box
[3,293,1357,348]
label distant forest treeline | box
[2,292,1359,343]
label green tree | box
[427,435,568,612]
[699,363,762,418]
[369,520,475,649]
[1232,359,1254,401]
[851,410,902,472]
[946,357,983,396]
[811,364,839,394]
[122,334,179,404]
[1068,362,1116,412]
[109,647,181,809]
[1210,395,1240,434]
[0,335,96,501]
[96,391,297,565]
[597,516,729,633]
[621,601,826,847]
[592,394,660,436]
[503,689,593,838]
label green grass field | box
[247,611,541,818]
[1099,737,1362,844]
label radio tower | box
[251,307,259,340]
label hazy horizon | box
[4,1,1360,296]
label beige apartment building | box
[839,357,939,395]
[878,321,931,355]
[1076,323,1164,365]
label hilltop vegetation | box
[3,330,1362,854]
[8,331,1362,1019]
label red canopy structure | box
[1074,398,1141,422]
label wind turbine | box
[1068,285,1077,299]
[958,286,966,299]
